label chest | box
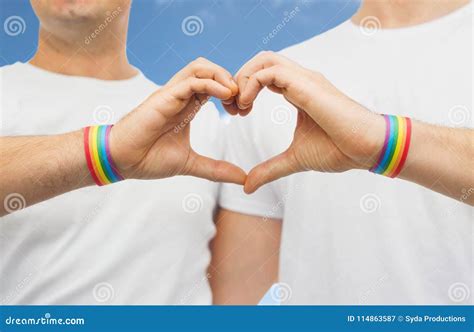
[313,38,472,127]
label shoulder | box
[0,62,25,78]
[0,62,25,100]
[133,72,160,95]
[0,61,22,71]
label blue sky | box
[0,0,359,80]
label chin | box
[31,0,128,23]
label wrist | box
[67,129,96,188]
[368,115,413,178]
[345,111,386,170]
[83,125,126,186]
[361,114,387,170]
[108,125,130,178]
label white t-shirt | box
[220,4,473,304]
[0,63,223,304]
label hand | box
[109,57,246,184]
[223,51,386,193]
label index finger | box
[169,57,238,96]
[235,51,294,109]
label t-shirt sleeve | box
[218,96,293,220]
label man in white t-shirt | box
[212,0,473,304]
[0,0,245,304]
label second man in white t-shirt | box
[212,0,473,304]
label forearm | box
[397,122,473,204]
[210,209,281,304]
[0,130,93,216]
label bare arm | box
[0,58,246,217]
[224,51,474,205]
[0,131,92,216]
[209,209,281,304]
[399,124,473,203]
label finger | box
[172,78,233,101]
[221,96,239,116]
[239,65,294,107]
[235,51,293,109]
[222,99,253,116]
[222,99,240,116]
[235,51,282,90]
[195,93,210,106]
[222,97,235,105]
[244,149,301,194]
[237,105,253,117]
[185,151,247,185]
[170,57,238,95]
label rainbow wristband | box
[370,115,412,178]
[84,125,124,186]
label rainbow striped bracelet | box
[84,125,124,186]
[370,115,412,178]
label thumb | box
[184,150,247,185]
[244,148,301,194]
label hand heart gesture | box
[223,52,385,193]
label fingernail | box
[237,101,250,110]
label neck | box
[30,16,137,80]
[352,0,470,29]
